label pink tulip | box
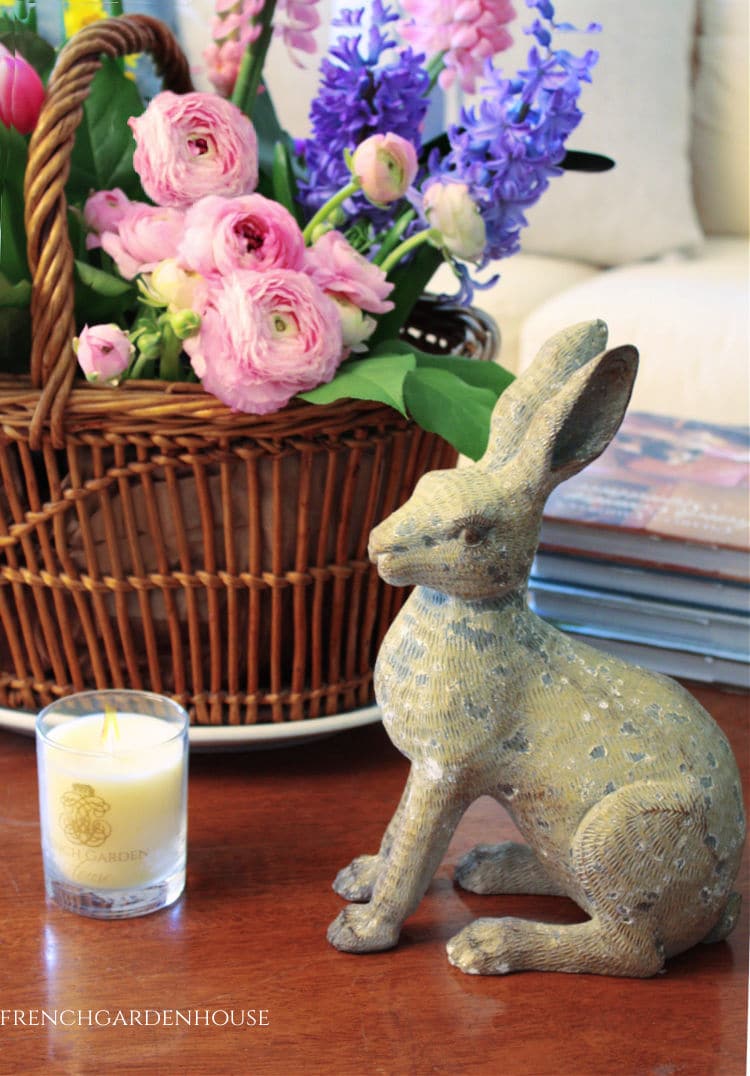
[0,44,45,135]
[74,324,134,383]
[351,133,418,205]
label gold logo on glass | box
[60,783,112,847]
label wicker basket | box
[0,16,497,725]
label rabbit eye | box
[462,523,490,546]
[462,527,486,546]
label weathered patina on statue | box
[328,320,746,976]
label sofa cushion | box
[431,256,599,375]
[691,0,749,237]
[471,0,705,267]
[516,238,750,424]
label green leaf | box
[73,260,137,325]
[370,338,515,395]
[299,353,416,415]
[0,304,30,373]
[0,275,30,307]
[0,124,29,283]
[271,140,303,225]
[0,17,56,79]
[66,58,145,204]
[252,79,287,179]
[403,367,497,460]
[369,244,443,346]
[74,259,135,298]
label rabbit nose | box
[368,521,407,561]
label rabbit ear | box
[526,343,639,490]
[480,320,610,471]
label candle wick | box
[102,704,120,748]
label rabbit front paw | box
[332,854,382,902]
[327,905,401,953]
[446,918,515,975]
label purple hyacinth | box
[440,0,599,267]
[297,0,430,228]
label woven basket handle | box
[24,15,193,448]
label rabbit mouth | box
[372,550,412,584]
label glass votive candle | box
[36,690,189,919]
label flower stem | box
[373,209,417,266]
[158,323,183,382]
[302,180,360,244]
[379,228,437,275]
[426,52,446,94]
[231,0,278,121]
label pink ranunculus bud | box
[0,44,46,135]
[73,324,134,384]
[183,269,343,414]
[351,133,419,205]
[99,203,186,280]
[128,91,259,208]
[423,180,487,263]
[178,194,306,279]
[304,230,394,314]
[83,189,132,250]
[145,258,203,312]
[332,297,377,354]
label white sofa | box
[434,0,749,425]
[178,0,748,425]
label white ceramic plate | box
[0,704,381,751]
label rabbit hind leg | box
[455,841,568,896]
[448,779,714,976]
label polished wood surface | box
[1,683,747,1076]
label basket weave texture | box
[0,17,497,724]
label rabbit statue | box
[328,320,746,977]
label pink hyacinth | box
[400,0,516,93]
[204,0,264,97]
[275,0,321,61]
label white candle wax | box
[38,713,186,891]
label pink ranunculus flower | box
[0,43,45,135]
[400,0,515,94]
[423,180,487,262]
[73,324,134,383]
[83,189,132,250]
[305,231,394,314]
[351,133,419,205]
[184,270,343,414]
[100,203,186,280]
[128,91,259,207]
[178,194,306,279]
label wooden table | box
[1,683,747,1076]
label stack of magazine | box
[530,412,750,688]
